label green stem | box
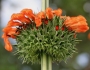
[41,53,47,70]
[41,0,49,11]
[41,0,52,70]
[41,53,52,70]
[47,56,52,70]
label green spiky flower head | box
[15,16,78,63]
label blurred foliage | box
[0,0,90,70]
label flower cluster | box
[2,7,89,63]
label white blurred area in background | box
[1,0,41,27]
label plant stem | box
[41,0,49,11]
[41,0,52,70]
[41,53,47,70]
[41,53,52,70]
[47,55,52,70]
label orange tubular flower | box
[53,8,62,16]
[2,26,19,51]
[46,7,53,19]
[37,11,46,19]
[7,20,22,27]
[20,9,35,20]
[37,11,49,25]
[2,33,12,52]
[11,13,30,23]
[76,15,86,21]
[3,26,18,38]
[35,16,42,27]
[64,15,89,33]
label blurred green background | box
[0,0,90,70]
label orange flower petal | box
[5,41,12,52]
[64,16,89,33]
[37,11,46,19]
[11,13,30,23]
[2,33,12,52]
[3,26,18,38]
[7,20,22,27]
[35,16,42,27]
[74,25,89,33]
[46,7,53,19]
[53,8,62,16]
[21,9,35,20]
[76,15,86,21]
